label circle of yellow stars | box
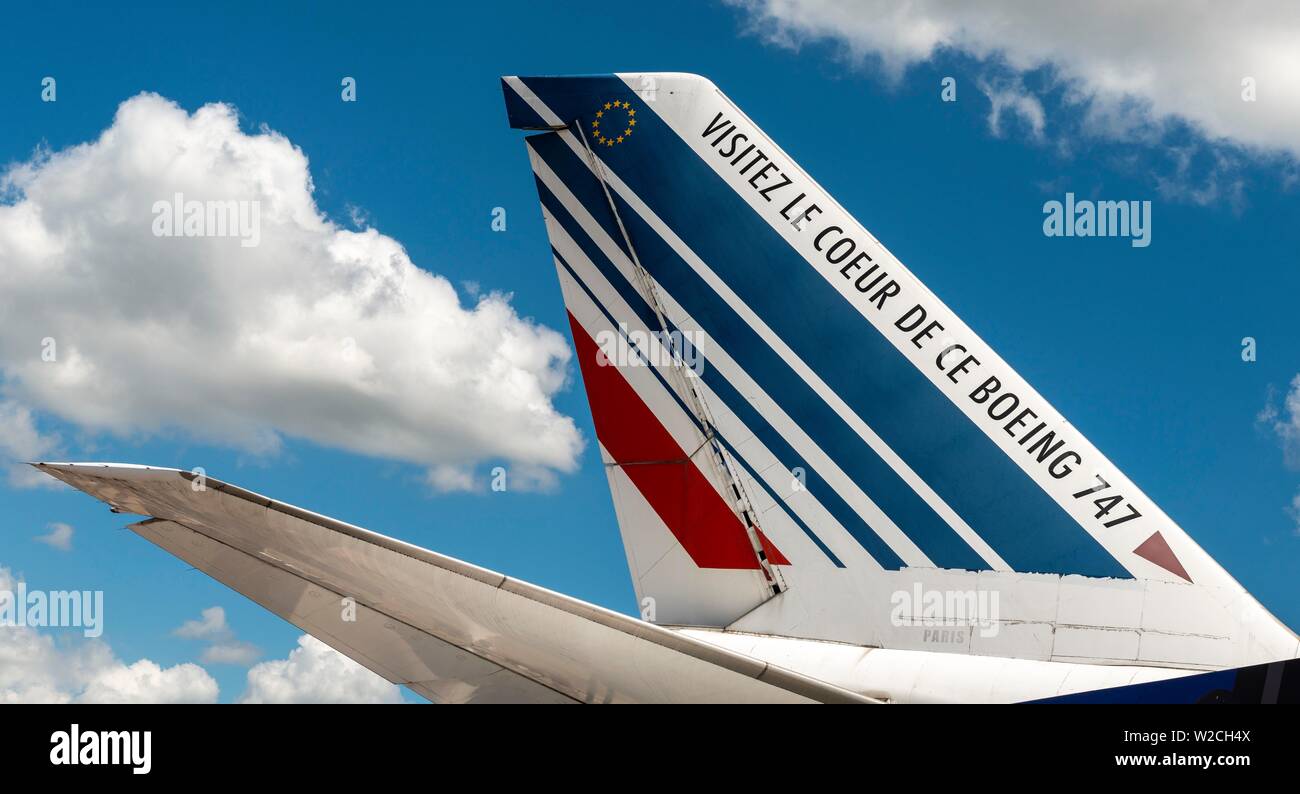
[591,100,636,147]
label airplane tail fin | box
[502,73,1297,667]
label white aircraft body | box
[40,73,1299,703]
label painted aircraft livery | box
[37,73,1298,703]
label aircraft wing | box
[34,462,873,704]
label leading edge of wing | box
[33,462,875,704]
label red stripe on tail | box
[568,312,788,569]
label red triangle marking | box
[757,529,790,567]
[1133,531,1191,583]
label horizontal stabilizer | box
[35,462,873,704]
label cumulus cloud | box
[239,634,403,703]
[33,521,73,552]
[0,566,218,703]
[76,659,219,704]
[729,1,1300,192]
[0,93,582,492]
[173,606,261,665]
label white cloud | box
[33,521,73,552]
[1154,146,1248,210]
[0,93,583,492]
[425,460,558,494]
[76,659,218,704]
[729,1,1300,161]
[0,400,60,488]
[200,641,262,666]
[977,76,1046,140]
[0,565,218,703]
[239,634,403,704]
[173,605,261,665]
[1260,375,1300,469]
[1259,375,1300,534]
[174,605,231,640]
[425,463,479,494]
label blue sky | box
[1,1,1298,702]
